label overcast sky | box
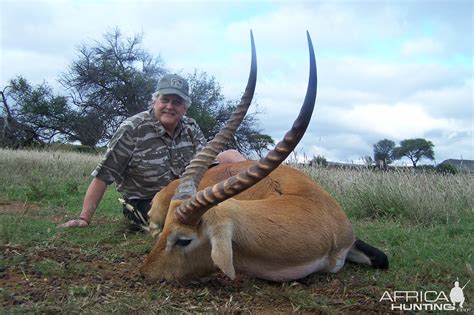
[1,0,472,164]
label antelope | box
[141,32,388,282]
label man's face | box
[154,94,187,133]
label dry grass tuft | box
[299,165,473,226]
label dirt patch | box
[0,201,41,215]
[1,202,394,313]
[1,244,145,306]
[1,243,391,313]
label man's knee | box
[216,149,246,164]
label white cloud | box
[401,38,443,57]
[0,0,472,163]
[332,103,458,138]
[407,78,473,119]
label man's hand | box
[57,218,89,228]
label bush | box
[47,143,107,154]
[310,155,327,167]
[417,165,435,172]
[436,163,458,175]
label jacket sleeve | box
[91,121,136,184]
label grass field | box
[1,148,473,313]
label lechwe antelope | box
[141,32,388,282]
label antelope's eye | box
[175,238,192,247]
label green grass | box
[0,148,122,217]
[0,148,473,313]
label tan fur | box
[141,161,355,282]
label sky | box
[1,0,473,164]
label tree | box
[435,163,458,175]
[1,86,16,147]
[373,139,395,170]
[1,77,75,148]
[249,134,275,158]
[392,138,435,168]
[213,102,274,157]
[186,70,274,157]
[310,155,327,167]
[361,155,373,168]
[5,28,272,155]
[186,70,224,138]
[69,109,108,147]
[60,28,166,145]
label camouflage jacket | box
[92,109,206,200]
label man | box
[59,74,245,229]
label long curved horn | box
[176,31,317,226]
[172,31,257,200]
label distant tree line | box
[0,28,274,158]
[372,138,435,169]
[310,138,441,171]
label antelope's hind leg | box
[346,239,389,269]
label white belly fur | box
[237,247,351,282]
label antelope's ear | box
[209,221,235,280]
[211,236,235,280]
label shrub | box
[310,155,327,167]
[436,163,458,175]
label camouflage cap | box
[156,74,191,105]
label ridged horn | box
[172,30,257,200]
[176,31,317,226]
